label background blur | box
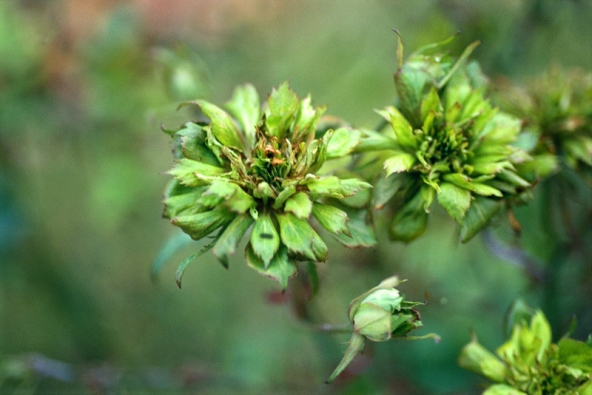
[1,1,591,394]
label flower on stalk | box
[326,276,439,383]
[362,33,534,243]
[496,66,591,183]
[161,82,375,289]
[459,308,592,394]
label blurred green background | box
[1,1,591,394]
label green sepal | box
[245,243,297,290]
[325,333,366,384]
[276,212,328,262]
[384,106,418,150]
[151,231,193,281]
[171,207,235,241]
[224,84,260,147]
[459,196,501,242]
[558,338,592,373]
[437,182,471,223]
[272,185,296,210]
[394,65,432,126]
[175,230,222,288]
[458,337,509,382]
[311,203,350,236]
[212,213,254,267]
[389,192,429,243]
[304,176,372,199]
[284,192,313,219]
[372,173,407,210]
[173,122,220,166]
[250,212,281,268]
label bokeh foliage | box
[1,1,591,394]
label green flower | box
[326,276,439,383]
[497,66,592,181]
[362,34,533,242]
[162,82,375,289]
[459,309,592,394]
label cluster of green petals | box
[459,310,592,394]
[326,276,439,383]
[363,35,534,242]
[498,66,592,181]
[163,82,375,289]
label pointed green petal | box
[311,203,350,236]
[250,212,281,268]
[225,84,260,147]
[276,212,327,261]
[437,182,471,223]
[284,192,313,219]
[245,243,297,290]
[459,196,501,242]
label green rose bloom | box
[459,309,592,394]
[162,82,375,289]
[360,34,534,242]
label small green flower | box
[359,34,534,242]
[459,309,592,394]
[497,66,592,181]
[162,82,375,289]
[326,276,439,383]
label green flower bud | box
[160,82,375,289]
[360,34,534,242]
[497,66,591,182]
[326,276,439,383]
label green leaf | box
[167,158,225,187]
[250,212,280,268]
[333,206,376,248]
[437,182,471,223]
[191,100,244,150]
[171,208,234,241]
[284,192,313,219]
[276,212,327,261]
[326,127,361,159]
[245,243,297,290]
[293,96,325,141]
[266,82,299,139]
[384,152,416,176]
[442,172,476,191]
[212,214,254,267]
[311,202,350,236]
[389,192,429,243]
[224,84,260,147]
